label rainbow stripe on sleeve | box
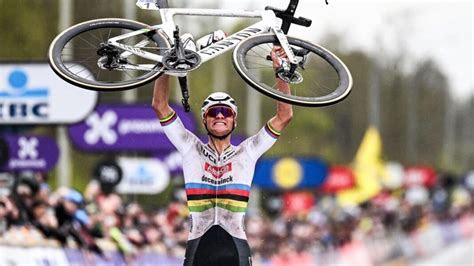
[265,122,281,139]
[185,183,250,213]
[159,111,177,126]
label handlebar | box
[265,0,328,34]
[265,0,311,34]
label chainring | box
[162,49,201,73]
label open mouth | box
[213,121,227,126]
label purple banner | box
[0,135,59,171]
[68,104,197,151]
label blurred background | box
[0,0,472,265]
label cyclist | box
[152,46,292,266]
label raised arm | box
[152,74,174,119]
[267,46,293,132]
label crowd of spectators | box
[0,170,473,264]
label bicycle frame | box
[107,6,298,74]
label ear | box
[202,118,207,125]
[234,118,237,128]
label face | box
[63,200,78,214]
[33,204,47,218]
[203,105,236,137]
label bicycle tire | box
[48,18,170,91]
[233,34,352,107]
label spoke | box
[63,54,98,64]
[301,68,335,96]
[123,70,135,80]
[255,45,271,56]
[63,52,97,57]
[244,60,272,68]
[244,54,270,59]
[77,35,98,49]
[249,49,267,59]
[247,63,271,69]
[62,46,98,51]
[242,40,346,99]
[66,65,89,76]
[98,28,104,43]
[107,28,112,41]
[266,43,273,53]
[87,31,104,43]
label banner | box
[68,104,196,151]
[93,160,123,194]
[321,166,355,193]
[0,64,97,124]
[404,166,437,188]
[282,191,315,216]
[116,157,170,194]
[0,246,69,265]
[253,157,328,190]
[65,248,183,265]
[0,135,59,171]
[337,127,384,206]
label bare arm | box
[151,74,174,118]
[267,46,293,132]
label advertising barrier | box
[0,64,97,124]
[253,157,328,189]
[321,165,355,193]
[404,166,437,188]
[0,216,472,266]
[68,104,196,151]
[116,157,170,194]
[0,246,182,265]
[0,135,59,172]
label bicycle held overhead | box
[48,0,352,109]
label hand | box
[271,45,288,70]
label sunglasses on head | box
[205,106,235,118]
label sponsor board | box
[254,157,328,189]
[0,135,59,171]
[116,157,170,194]
[0,64,97,124]
[68,104,196,151]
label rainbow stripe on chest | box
[185,183,250,213]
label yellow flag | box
[337,126,384,206]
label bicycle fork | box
[270,27,304,84]
[271,27,297,64]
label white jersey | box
[160,111,280,240]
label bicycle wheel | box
[233,34,352,107]
[48,18,170,91]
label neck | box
[208,135,231,155]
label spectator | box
[0,169,473,264]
